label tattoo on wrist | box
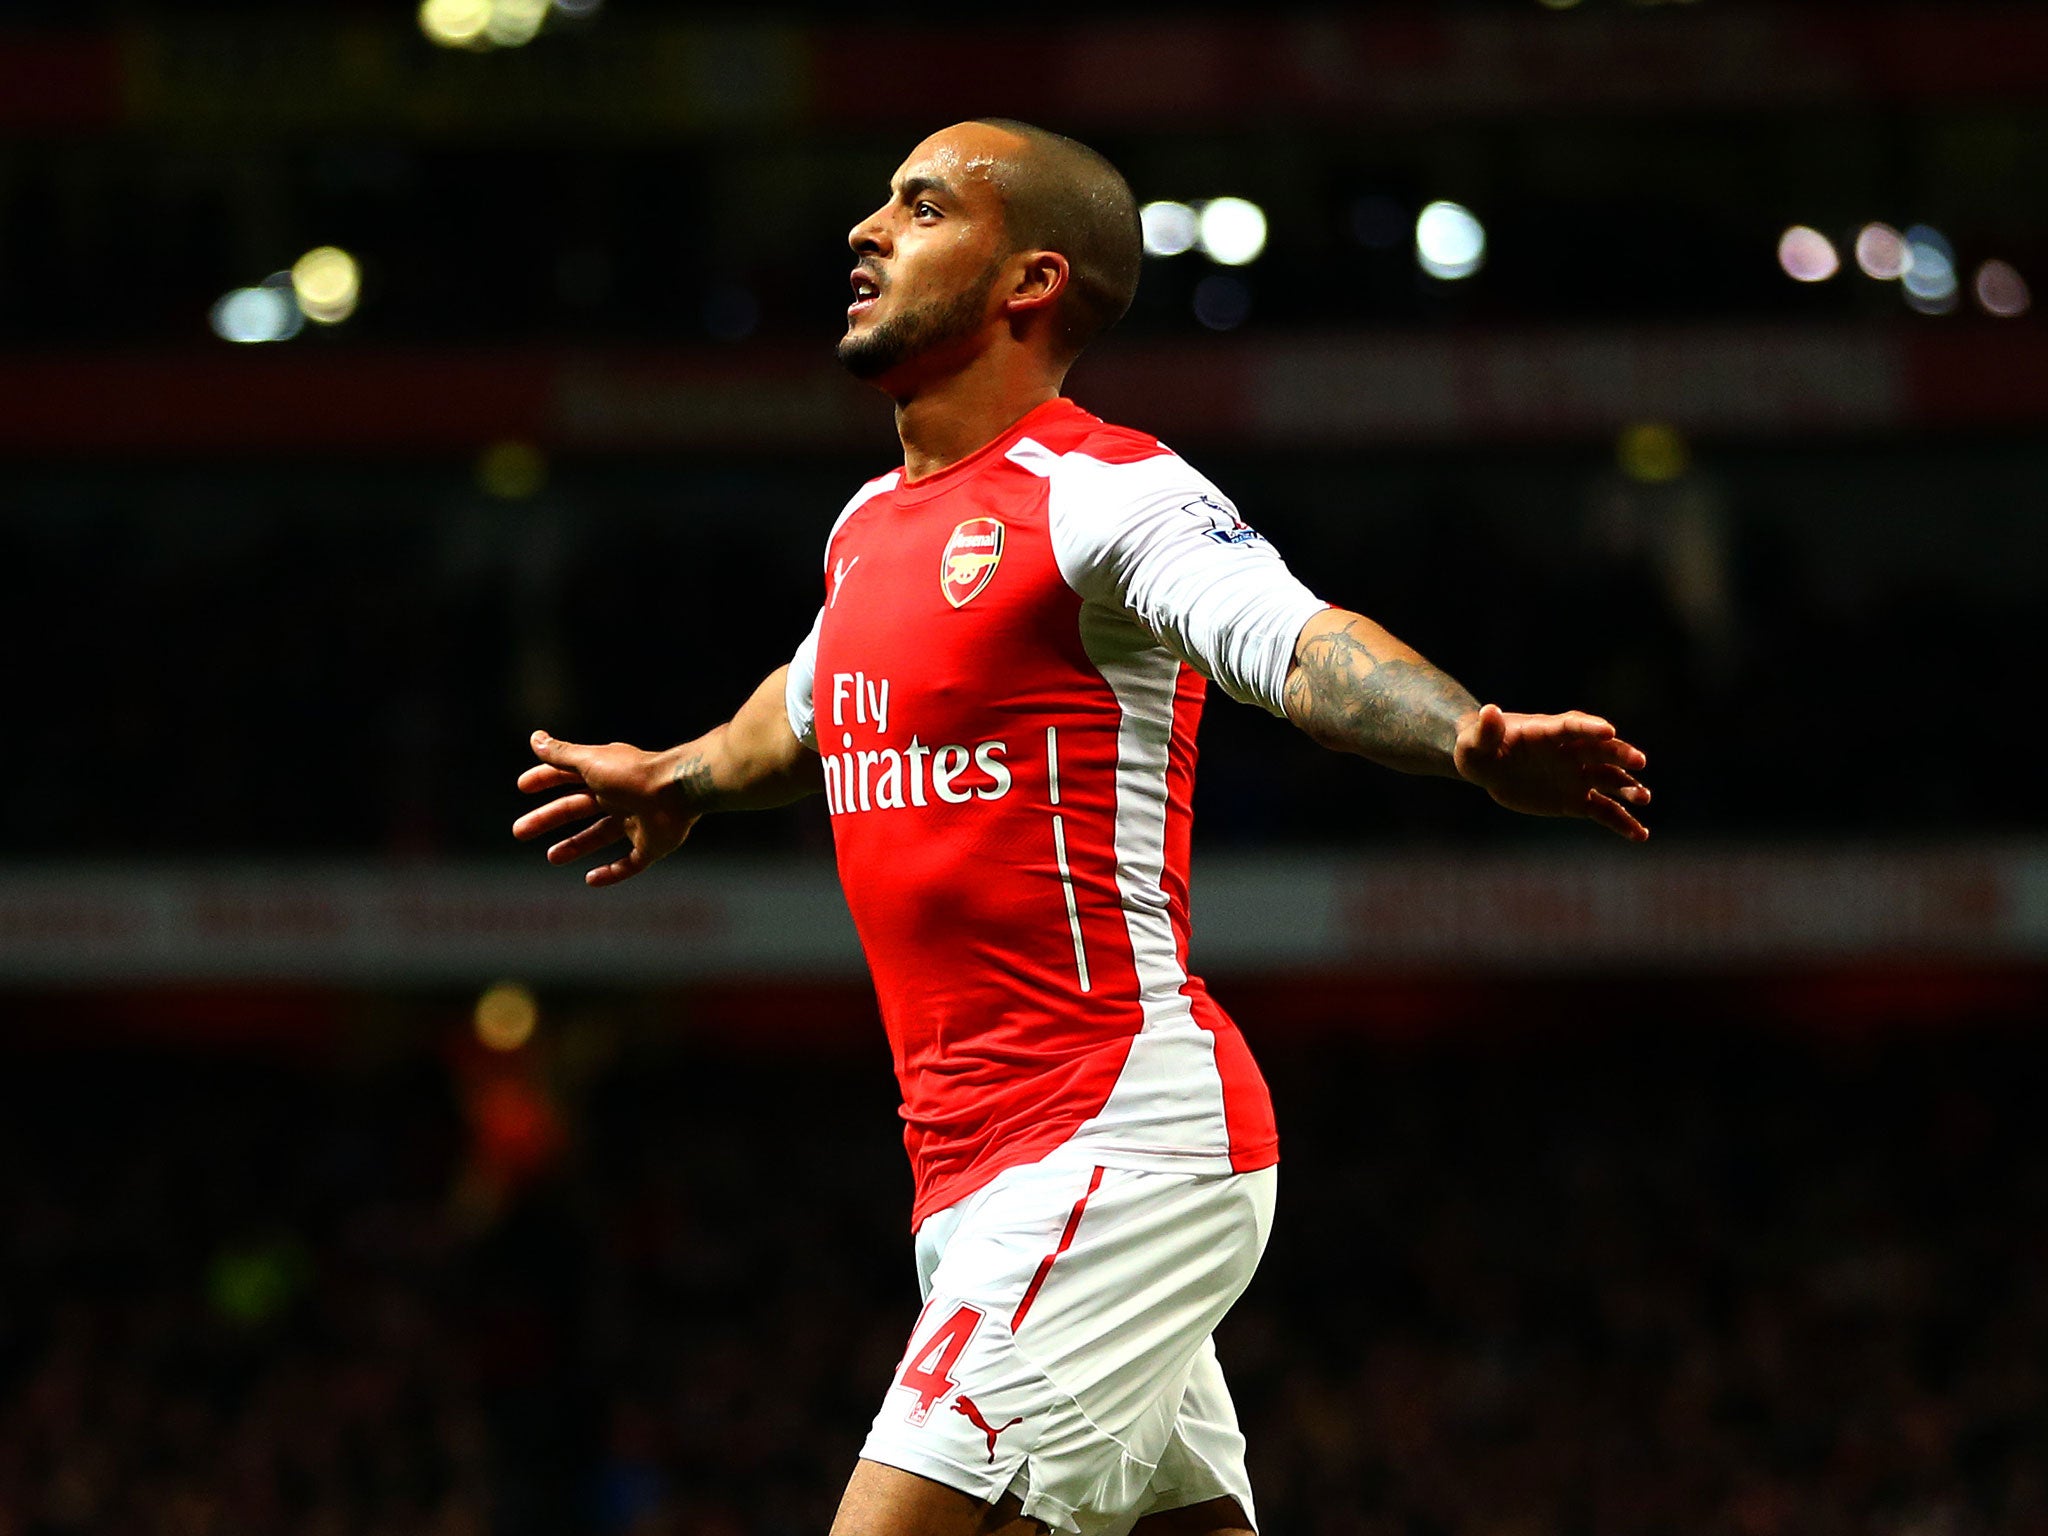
[1284,621,1478,771]
[669,754,723,812]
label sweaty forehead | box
[894,123,1027,202]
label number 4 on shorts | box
[897,1303,984,1425]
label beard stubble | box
[835,263,1002,381]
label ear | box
[1002,250,1070,319]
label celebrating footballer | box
[515,119,1651,1536]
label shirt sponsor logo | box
[823,670,1012,816]
[941,517,1005,608]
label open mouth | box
[848,268,881,318]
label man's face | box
[836,124,1017,386]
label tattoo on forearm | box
[1284,621,1478,773]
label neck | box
[891,347,1065,483]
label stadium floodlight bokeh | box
[1140,201,1199,258]
[477,440,547,499]
[1854,222,1911,281]
[291,247,360,325]
[1142,199,1269,266]
[474,981,539,1051]
[1901,225,1960,314]
[209,276,304,344]
[485,0,548,46]
[1777,226,1840,283]
[420,0,567,48]
[1974,259,2032,317]
[1617,421,1691,484]
[1192,273,1252,331]
[1197,198,1268,266]
[418,0,490,46]
[1415,200,1486,280]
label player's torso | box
[814,448,1128,994]
[812,403,1275,1223]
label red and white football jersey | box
[786,398,1327,1227]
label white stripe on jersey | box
[1009,434,1330,1165]
[1065,603,1230,1160]
[1050,813,1091,994]
[1076,603,1191,1029]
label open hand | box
[512,730,698,887]
[1453,705,1651,842]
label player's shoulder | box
[1030,408,1231,519]
[1067,419,1177,469]
[821,468,903,562]
[1028,401,1179,469]
[841,468,903,510]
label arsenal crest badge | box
[940,518,1005,608]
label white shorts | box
[859,1153,1278,1536]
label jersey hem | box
[913,1138,1280,1231]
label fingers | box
[1585,787,1650,843]
[1503,715,1649,774]
[512,792,600,841]
[1602,735,1649,772]
[520,730,592,795]
[1586,763,1652,806]
[518,763,585,795]
[586,846,650,888]
[1509,709,1616,745]
[1560,728,1648,774]
[528,729,589,773]
[517,730,660,883]
[547,815,625,866]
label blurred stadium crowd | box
[6,6,2044,865]
[6,6,2046,1535]
[13,436,2044,861]
[5,1015,2044,1536]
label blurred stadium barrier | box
[3,846,2040,984]
[4,327,2040,453]
[9,10,2048,135]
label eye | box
[913,200,940,220]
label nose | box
[848,204,890,257]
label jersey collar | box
[889,397,1089,504]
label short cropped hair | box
[974,118,1142,359]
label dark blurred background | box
[3,2,2046,1534]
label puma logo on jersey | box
[831,555,861,607]
[941,518,1005,608]
[951,1395,1023,1463]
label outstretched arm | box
[1282,607,1652,841]
[512,665,823,887]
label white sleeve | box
[783,607,823,751]
[1047,451,1328,716]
